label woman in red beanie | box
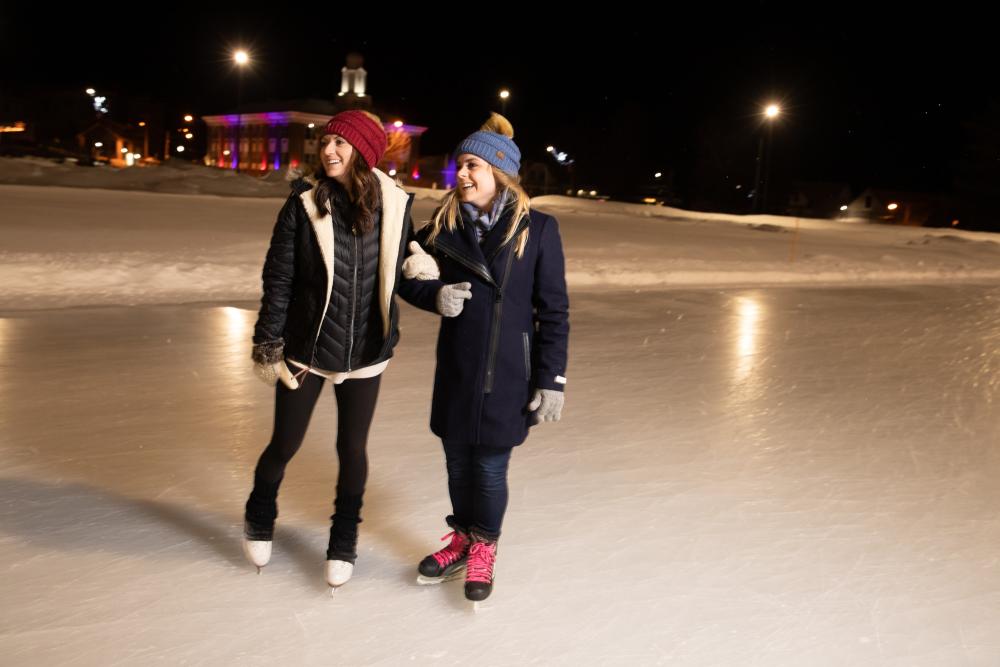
[242,110,416,591]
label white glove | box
[253,361,301,390]
[436,282,472,317]
[402,241,440,280]
[251,341,300,390]
[528,389,564,423]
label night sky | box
[2,8,993,208]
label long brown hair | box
[313,137,381,234]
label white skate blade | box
[416,564,466,586]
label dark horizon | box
[3,9,997,226]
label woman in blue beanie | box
[399,113,570,602]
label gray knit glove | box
[528,389,564,423]
[436,282,472,317]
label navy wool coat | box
[399,207,569,448]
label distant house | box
[785,181,853,218]
[840,188,955,226]
[76,118,145,166]
[201,53,427,182]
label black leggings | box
[253,370,382,498]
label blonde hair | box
[426,173,530,258]
[427,114,530,257]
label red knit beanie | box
[323,111,387,169]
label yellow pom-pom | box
[480,112,514,138]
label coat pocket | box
[522,332,531,382]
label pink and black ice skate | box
[464,529,498,602]
[417,516,470,584]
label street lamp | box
[753,103,781,213]
[545,144,575,194]
[233,49,251,172]
[499,89,510,116]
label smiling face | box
[319,134,355,184]
[455,153,498,210]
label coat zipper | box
[346,224,359,371]
[483,242,518,394]
[522,332,531,381]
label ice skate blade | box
[416,568,465,586]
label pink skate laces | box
[465,540,497,583]
[432,530,469,568]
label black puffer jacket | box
[252,169,414,372]
[313,190,383,371]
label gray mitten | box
[402,241,440,280]
[436,282,472,317]
[528,389,564,423]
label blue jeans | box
[442,440,513,538]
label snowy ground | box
[2,163,1000,665]
[2,158,1000,312]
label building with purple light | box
[202,53,426,181]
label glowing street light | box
[233,49,251,172]
[183,114,194,122]
[753,101,783,213]
[499,89,510,115]
[176,146,185,153]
